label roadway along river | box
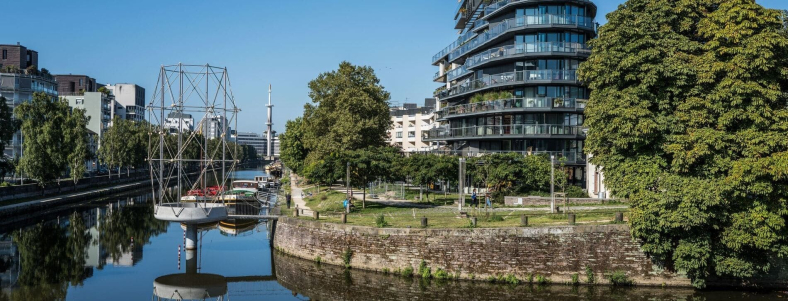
[0,167,784,300]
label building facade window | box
[76,98,84,105]
[396,132,402,138]
[408,131,416,138]
[79,79,83,86]
[2,50,6,59]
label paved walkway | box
[0,179,149,212]
[290,173,309,210]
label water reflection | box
[0,194,166,301]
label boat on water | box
[181,186,224,202]
[218,219,258,236]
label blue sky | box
[4,0,786,134]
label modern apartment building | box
[0,43,38,70]
[0,44,58,158]
[164,112,194,134]
[105,83,145,122]
[202,114,230,140]
[387,98,439,153]
[63,92,118,142]
[426,0,596,186]
[234,132,267,158]
[55,74,97,95]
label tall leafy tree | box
[345,146,399,207]
[63,107,90,184]
[15,93,71,186]
[280,117,307,174]
[302,61,391,166]
[579,0,788,288]
[0,96,21,181]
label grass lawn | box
[282,190,629,229]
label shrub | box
[526,273,534,283]
[504,274,519,285]
[314,256,322,264]
[434,268,450,280]
[535,275,551,285]
[487,275,497,282]
[375,214,389,228]
[486,213,504,222]
[606,270,633,286]
[382,268,390,274]
[585,266,595,284]
[418,260,431,278]
[570,273,580,286]
[341,248,353,269]
[401,266,414,277]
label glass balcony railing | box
[466,42,589,69]
[424,124,585,140]
[435,97,586,119]
[436,69,579,99]
[484,0,596,16]
[412,149,587,163]
[446,65,471,81]
[449,15,594,62]
[432,30,479,63]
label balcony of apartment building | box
[436,69,580,101]
[481,0,597,23]
[423,124,585,142]
[0,72,58,95]
[436,96,585,120]
[419,148,587,164]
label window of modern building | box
[2,50,6,59]
[396,132,402,138]
[76,98,84,105]
[408,131,416,138]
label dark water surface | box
[0,168,785,300]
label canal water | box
[0,168,785,300]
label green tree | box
[345,146,399,208]
[100,117,149,177]
[579,0,788,288]
[63,107,90,184]
[15,93,72,186]
[280,117,307,174]
[302,61,391,167]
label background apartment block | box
[164,112,194,134]
[63,92,117,142]
[0,43,57,158]
[202,114,231,141]
[55,74,97,95]
[105,83,145,122]
[234,132,267,158]
[387,98,438,153]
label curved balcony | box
[436,97,586,120]
[432,30,478,65]
[447,65,471,81]
[483,0,597,21]
[436,69,580,100]
[433,71,447,82]
[448,15,595,63]
[424,124,586,142]
[466,42,589,70]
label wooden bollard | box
[615,212,624,223]
[421,217,428,228]
[471,217,477,227]
[568,213,576,225]
[341,213,347,224]
[294,206,299,217]
[313,211,319,220]
[521,215,529,226]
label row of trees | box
[579,0,788,288]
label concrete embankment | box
[273,217,788,288]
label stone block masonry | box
[274,217,788,288]
[273,217,689,286]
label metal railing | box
[436,97,586,119]
[447,65,471,81]
[425,124,585,140]
[466,42,589,69]
[484,0,596,16]
[449,15,594,62]
[437,69,579,99]
[432,29,479,63]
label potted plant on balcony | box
[553,98,564,108]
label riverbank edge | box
[272,217,788,289]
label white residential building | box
[234,132,267,158]
[202,114,229,140]
[164,112,194,134]
[387,98,438,153]
[105,83,145,122]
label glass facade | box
[431,0,597,185]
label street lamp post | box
[346,162,350,197]
[550,155,555,214]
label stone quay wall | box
[274,217,788,288]
[273,217,689,287]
